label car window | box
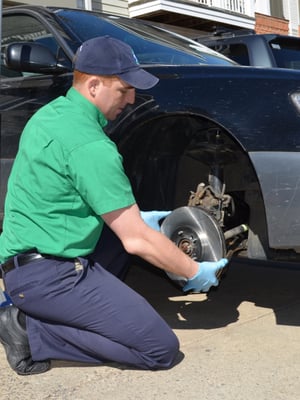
[1,14,61,78]
[269,38,300,70]
[209,43,250,66]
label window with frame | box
[270,0,284,19]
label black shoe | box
[0,305,50,375]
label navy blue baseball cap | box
[74,36,159,90]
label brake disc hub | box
[171,227,202,259]
[161,206,226,287]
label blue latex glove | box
[183,258,228,293]
[140,210,171,232]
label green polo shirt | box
[0,87,136,261]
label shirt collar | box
[66,87,108,128]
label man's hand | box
[140,211,171,232]
[183,258,228,293]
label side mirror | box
[5,42,71,74]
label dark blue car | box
[2,5,300,265]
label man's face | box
[94,77,136,120]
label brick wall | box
[255,12,289,35]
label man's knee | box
[146,330,180,370]
[160,332,180,369]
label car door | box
[0,12,73,225]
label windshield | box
[55,9,235,66]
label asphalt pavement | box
[1,257,300,400]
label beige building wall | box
[92,0,129,16]
[4,0,78,7]
[22,0,78,7]
[4,0,129,16]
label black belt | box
[1,252,75,275]
[1,253,44,274]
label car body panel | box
[139,65,300,152]
[249,151,300,250]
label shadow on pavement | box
[125,257,300,330]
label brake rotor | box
[161,206,226,287]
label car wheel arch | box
[117,112,271,258]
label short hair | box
[73,70,119,86]
[73,70,91,85]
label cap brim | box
[118,68,159,90]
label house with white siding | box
[2,0,300,36]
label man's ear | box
[88,77,101,97]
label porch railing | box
[192,0,254,16]
[128,0,255,17]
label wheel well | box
[119,114,256,205]
[118,113,273,259]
